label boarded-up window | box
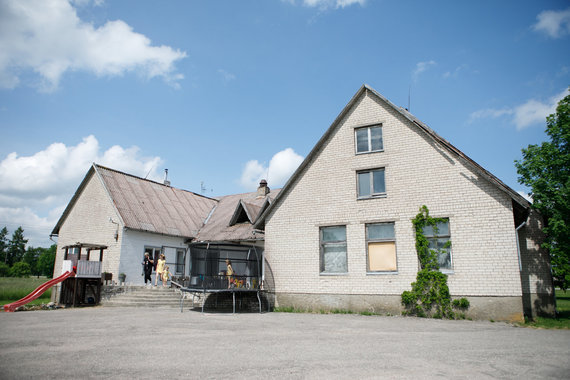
[366,222,397,272]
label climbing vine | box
[401,205,469,319]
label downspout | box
[515,221,526,272]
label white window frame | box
[319,225,348,275]
[422,219,453,273]
[357,168,386,199]
[366,222,398,274]
[355,124,383,154]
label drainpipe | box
[515,221,526,272]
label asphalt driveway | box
[0,306,569,379]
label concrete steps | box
[101,286,182,308]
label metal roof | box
[96,165,218,238]
[52,164,218,239]
[193,189,280,243]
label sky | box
[0,0,569,247]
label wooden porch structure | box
[60,243,107,307]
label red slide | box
[3,271,76,312]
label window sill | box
[319,272,349,276]
[366,271,398,275]
[357,194,387,200]
[440,269,454,275]
[356,150,384,155]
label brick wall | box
[54,172,123,279]
[265,91,530,318]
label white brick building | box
[51,85,555,320]
[256,85,554,321]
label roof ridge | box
[94,163,218,202]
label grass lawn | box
[522,289,570,329]
[0,277,53,306]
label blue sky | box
[0,0,569,247]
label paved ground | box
[0,306,569,379]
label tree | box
[24,246,43,277]
[0,227,8,265]
[37,245,57,278]
[6,226,28,266]
[9,261,31,277]
[515,89,570,290]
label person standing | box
[155,254,166,287]
[142,253,154,286]
[225,259,234,288]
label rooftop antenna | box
[408,85,411,112]
[201,181,213,194]
[144,165,154,180]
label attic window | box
[355,124,383,154]
[234,207,250,224]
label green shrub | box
[9,262,31,278]
[0,262,9,277]
[401,206,469,319]
[452,298,470,310]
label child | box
[225,259,234,288]
[162,265,171,287]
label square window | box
[366,223,397,272]
[320,226,347,274]
[422,220,452,270]
[355,125,383,154]
[357,169,386,198]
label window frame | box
[357,168,386,199]
[422,219,453,273]
[355,124,384,154]
[175,248,185,275]
[144,246,162,270]
[319,225,348,275]
[365,222,398,274]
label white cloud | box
[443,64,472,79]
[0,207,56,248]
[412,60,436,82]
[468,88,569,130]
[240,148,304,190]
[285,0,366,10]
[0,0,187,91]
[532,8,570,38]
[0,136,163,246]
[218,69,236,82]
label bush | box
[0,262,9,277]
[452,298,470,310]
[9,262,31,278]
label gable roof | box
[255,84,530,228]
[193,189,280,243]
[52,164,218,238]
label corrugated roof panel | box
[194,189,280,242]
[96,165,217,238]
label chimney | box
[163,169,171,187]
[257,179,270,197]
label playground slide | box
[3,271,75,312]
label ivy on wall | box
[402,205,469,319]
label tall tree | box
[7,226,28,266]
[37,244,57,278]
[0,227,8,265]
[24,246,43,276]
[515,89,570,290]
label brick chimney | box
[257,179,270,197]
